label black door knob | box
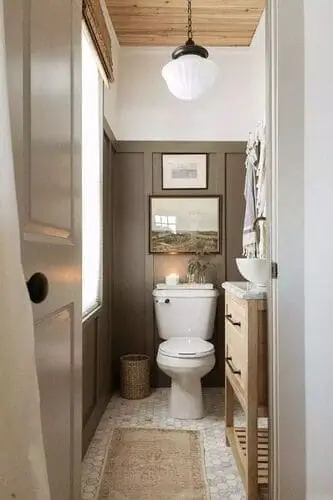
[26,272,49,304]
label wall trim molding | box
[103,116,118,148]
[114,141,246,154]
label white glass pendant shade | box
[162,54,219,101]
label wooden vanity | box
[223,282,268,499]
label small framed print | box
[162,153,208,190]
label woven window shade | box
[83,0,114,84]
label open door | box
[4,1,82,499]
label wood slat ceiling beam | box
[106,0,265,47]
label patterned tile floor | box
[81,388,246,500]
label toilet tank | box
[152,285,218,340]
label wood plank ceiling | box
[106,0,265,47]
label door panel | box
[35,307,72,500]
[4,1,82,499]
[29,0,72,234]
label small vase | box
[187,272,196,283]
[197,271,206,284]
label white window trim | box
[82,25,104,319]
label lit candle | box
[165,273,179,286]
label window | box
[154,215,177,233]
[82,26,102,316]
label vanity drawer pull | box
[225,314,241,327]
[225,357,241,376]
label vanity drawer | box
[224,292,268,409]
[225,322,247,392]
[225,292,248,335]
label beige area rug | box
[97,427,210,500]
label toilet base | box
[169,375,203,420]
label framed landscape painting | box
[149,196,221,254]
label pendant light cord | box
[171,0,208,57]
[187,0,193,41]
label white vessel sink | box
[236,258,270,288]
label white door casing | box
[267,1,306,499]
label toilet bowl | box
[153,285,218,419]
[157,337,215,419]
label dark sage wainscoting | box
[111,141,246,388]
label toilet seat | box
[159,337,214,359]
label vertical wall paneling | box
[226,153,246,281]
[143,151,155,384]
[82,316,99,426]
[82,127,114,455]
[112,153,146,384]
[112,142,246,387]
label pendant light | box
[162,0,219,101]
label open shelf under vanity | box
[227,427,269,494]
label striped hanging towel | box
[242,134,258,257]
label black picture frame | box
[149,195,222,254]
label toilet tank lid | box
[153,287,218,298]
[156,283,214,290]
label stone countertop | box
[222,281,267,300]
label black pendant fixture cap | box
[171,38,209,60]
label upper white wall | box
[106,14,266,141]
[250,14,266,126]
[101,0,119,136]
[116,46,260,141]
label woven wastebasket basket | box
[120,354,150,400]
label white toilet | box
[153,284,218,419]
